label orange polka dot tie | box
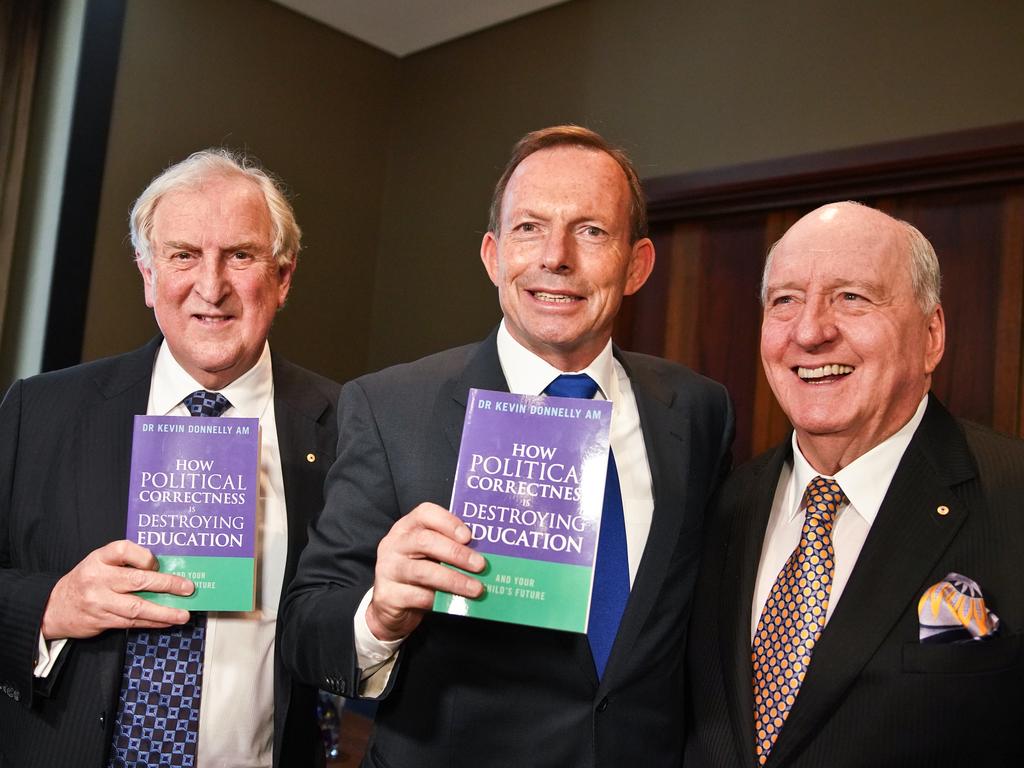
[752,475,845,765]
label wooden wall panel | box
[618,124,1024,463]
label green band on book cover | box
[434,553,591,633]
[137,555,255,611]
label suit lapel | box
[767,398,976,766]
[722,443,789,766]
[73,340,160,555]
[271,354,336,590]
[598,352,687,684]
[440,329,508,454]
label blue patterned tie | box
[544,374,628,678]
[109,390,231,767]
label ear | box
[923,304,945,374]
[480,232,500,286]
[623,237,656,296]
[276,256,297,309]
[137,257,156,308]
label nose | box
[193,255,230,304]
[792,297,837,349]
[540,230,574,273]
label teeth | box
[798,364,853,379]
[533,291,576,303]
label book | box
[433,388,612,632]
[125,414,260,611]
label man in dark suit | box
[685,201,1024,766]
[0,150,339,767]
[280,125,734,768]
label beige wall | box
[367,0,1024,370]
[83,0,1024,381]
[84,0,397,384]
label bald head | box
[760,202,941,314]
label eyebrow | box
[507,208,612,228]
[766,278,883,293]
[160,240,266,253]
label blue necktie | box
[110,390,231,767]
[544,374,629,678]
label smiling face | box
[139,174,294,390]
[480,145,654,371]
[760,203,945,472]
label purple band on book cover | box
[451,389,612,567]
[126,415,259,558]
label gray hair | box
[759,203,941,314]
[130,148,300,269]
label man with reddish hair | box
[281,126,733,767]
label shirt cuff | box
[34,633,68,678]
[354,587,404,696]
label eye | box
[841,292,865,302]
[515,222,537,233]
[582,225,606,238]
[771,294,794,306]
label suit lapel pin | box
[306,453,316,463]
[936,505,950,516]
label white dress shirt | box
[751,395,929,640]
[354,322,656,691]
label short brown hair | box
[487,125,648,243]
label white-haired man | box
[685,202,1024,766]
[0,150,339,767]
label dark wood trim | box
[41,0,125,372]
[644,122,1024,222]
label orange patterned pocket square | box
[918,572,1000,644]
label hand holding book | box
[41,539,195,641]
[366,502,485,642]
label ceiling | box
[271,0,571,57]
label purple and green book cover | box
[433,388,612,633]
[126,415,260,611]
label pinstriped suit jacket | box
[0,337,339,768]
[684,395,1024,767]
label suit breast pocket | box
[902,632,1021,674]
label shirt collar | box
[496,320,616,401]
[149,340,274,419]
[789,393,929,524]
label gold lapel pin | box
[936,505,950,516]
[306,453,316,463]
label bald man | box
[684,202,1024,766]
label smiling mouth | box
[530,290,581,304]
[193,314,233,324]
[797,364,854,381]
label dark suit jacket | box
[0,337,339,768]
[685,395,1024,767]
[280,330,734,768]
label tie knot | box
[544,373,599,400]
[802,475,845,525]
[184,389,232,418]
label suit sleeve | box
[279,378,405,699]
[0,380,63,708]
